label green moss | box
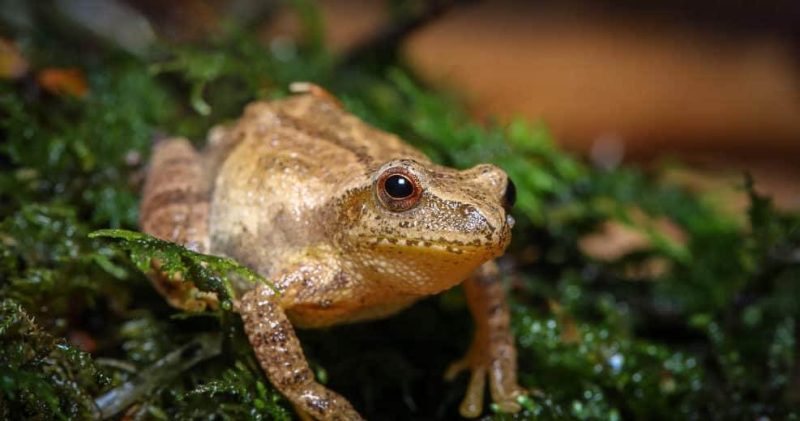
[0,299,109,419]
[1,3,799,420]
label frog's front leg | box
[238,283,363,421]
[446,261,525,418]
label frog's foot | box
[149,260,219,312]
[445,338,526,418]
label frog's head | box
[334,159,516,295]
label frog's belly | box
[286,296,420,329]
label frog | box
[139,83,524,420]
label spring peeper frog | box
[139,84,524,419]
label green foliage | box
[1,2,799,420]
[89,229,275,309]
[175,360,292,420]
[0,299,109,420]
[149,26,332,140]
[512,308,704,419]
[0,61,173,228]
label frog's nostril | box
[503,179,516,210]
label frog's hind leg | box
[140,138,217,311]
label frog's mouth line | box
[353,234,508,256]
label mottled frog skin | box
[139,85,524,419]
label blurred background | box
[7,0,796,208]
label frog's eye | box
[376,168,422,211]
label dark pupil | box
[384,175,414,199]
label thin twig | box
[94,333,223,419]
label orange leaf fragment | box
[37,67,89,97]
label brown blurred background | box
[73,0,800,209]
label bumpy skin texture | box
[139,88,524,419]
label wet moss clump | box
[1,3,800,420]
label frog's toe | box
[444,356,470,381]
[488,368,526,414]
[446,354,527,418]
[445,353,487,418]
[459,366,486,418]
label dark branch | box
[337,0,483,69]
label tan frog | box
[139,84,524,419]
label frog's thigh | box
[448,261,525,417]
[141,138,210,250]
[238,284,363,421]
[140,138,215,311]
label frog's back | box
[207,94,427,279]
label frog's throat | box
[352,238,502,295]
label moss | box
[1,2,799,420]
[89,229,275,309]
[0,299,109,419]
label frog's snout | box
[462,164,516,240]
[465,164,514,211]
